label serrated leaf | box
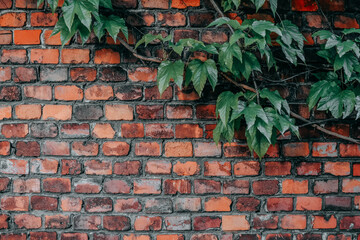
[260,88,289,114]
[251,0,266,11]
[208,17,242,29]
[157,60,184,95]
[188,59,218,96]
[313,30,334,40]
[242,102,268,130]
[355,96,360,119]
[337,40,356,57]
[307,80,340,110]
[317,89,355,118]
[325,35,340,49]
[343,29,360,35]
[100,0,113,9]
[252,20,282,37]
[334,52,359,80]
[219,42,242,71]
[104,15,128,42]
[269,0,277,15]
[245,124,271,159]
[47,0,59,13]
[216,91,241,126]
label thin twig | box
[220,73,360,144]
[314,0,334,33]
[208,0,234,34]
[117,37,162,63]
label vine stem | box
[220,73,360,144]
[117,10,360,145]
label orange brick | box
[0,30,12,44]
[222,215,250,231]
[94,49,120,64]
[1,196,29,211]
[282,179,308,194]
[1,124,28,138]
[0,159,28,174]
[16,0,43,8]
[342,179,360,193]
[0,67,11,82]
[173,161,199,176]
[171,0,200,9]
[204,197,232,212]
[135,142,161,156]
[30,12,58,26]
[296,197,322,210]
[15,104,41,119]
[0,0,12,9]
[324,162,350,176]
[134,179,161,194]
[61,49,90,64]
[44,30,65,45]
[128,67,157,82]
[281,215,306,229]
[85,85,114,100]
[1,49,27,64]
[312,215,337,229]
[0,105,11,120]
[283,142,310,157]
[14,214,41,229]
[0,141,10,155]
[204,161,231,176]
[92,123,115,139]
[43,105,72,120]
[234,161,260,176]
[165,142,193,157]
[30,49,59,64]
[54,85,83,101]
[24,86,52,100]
[0,12,26,27]
[105,104,133,120]
[14,30,41,45]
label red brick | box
[44,30,65,45]
[135,142,161,156]
[70,67,97,82]
[141,0,168,8]
[14,30,41,45]
[24,86,52,100]
[164,179,191,194]
[84,160,112,175]
[74,215,101,230]
[0,30,12,45]
[223,180,249,194]
[61,49,90,64]
[105,104,133,120]
[104,179,131,194]
[134,216,162,231]
[123,235,150,240]
[137,105,163,119]
[45,215,70,229]
[61,197,82,212]
[194,142,221,157]
[103,216,130,231]
[114,161,140,175]
[193,216,221,230]
[267,198,293,211]
[283,142,309,157]
[14,67,36,83]
[166,105,192,119]
[0,86,20,100]
[204,161,231,176]
[61,233,88,240]
[342,179,360,193]
[236,197,260,211]
[94,49,120,64]
[340,216,360,229]
[145,85,172,100]
[1,50,26,64]
[324,162,350,176]
[265,161,291,176]
[314,179,338,194]
[334,15,359,29]
[205,197,231,212]
[72,141,99,156]
[85,85,114,100]
[0,178,10,192]
[0,0,11,9]
[0,214,8,229]
[43,178,71,193]
[129,67,157,82]
[312,215,337,229]
[194,179,221,194]
[296,162,321,175]
[84,197,112,212]
[122,123,144,138]
[134,179,161,194]
[174,198,201,212]
[0,141,9,156]
[0,106,11,120]
[30,159,58,174]
[165,142,193,157]
[92,123,115,139]
[158,12,186,26]
[61,159,81,175]
[222,215,250,231]
[30,232,57,240]
[61,123,89,138]
[340,144,360,157]
[173,161,199,176]
[224,143,251,157]
[157,235,184,240]
[296,197,322,210]
[253,180,279,195]
[282,179,308,194]
[266,234,290,240]
[0,234,26,240]
[42,141,70,156]
[325,196,351,210]
[30,12,57,26]
[171,0,199,8]
[312,142,338,157]
[1,123,28,138]
[1,196,29,211]
[114,198,142,212]
[43,105,72,120]
[281,215,306,229]
[253,214,278,229]
[103,141,130,156]
[146,160,171,175]
[0,12,26,27]
[74,179,101,194]
[0,159,28,174]
[30,49,59,64]
[55,85,83,101]
[145,123,174,138]
[175,124,203,138]
[15,104,41,120]
[292,0,318,11]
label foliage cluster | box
[38,0,360,158]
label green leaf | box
[325,35,340,49]
[355,96,360,119]
[51,16,77,47]
[208,17,242,30]
[135,34,169,49]
[252,20,282,37]
[317,89,356,118]
[218,42,242,71]
[216,91,241,125]
[238,52,261,80]
[336,40,355,57]
[269,0,277,15]
[100,0,113,9]
[343,29,360,35]
[242,102,268,130]
[251,0,265,11]
[334,52,359,80]
[48,0,59,13]
[188,59,218,95]
[307,80,340,110]
[245,124,271,159]
[157,60,184,95]
[104,15,128,42]
[260,88,289,114]
[280,20,305,49]
[317,48,336,64]
[313,30,334,40]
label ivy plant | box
[38,0,360,158]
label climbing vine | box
[38,0,360,158]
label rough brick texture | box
[0,0,359,239]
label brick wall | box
[0,0,360,239]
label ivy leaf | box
[188,59,218,95]
[219,42,242,71]
[100,0,113,9]
[213,120,235,143]
[251,0,265,11]
[245,124,271,159]
[252,20,282,37]
[280,20,305,49]
[238,52,261,80]
[343,29,360,35]
[216,91,242,125]
[269,0,277,15]
[355,96,360,119]
[313,30,334,40]
[334,52,359,80]
[62,0,96,32]
[325,35,340,49]
[48,0,59,12]
[208,17,242,29]
[317,90,356,118]
[307,80,341,110]
[337,40,356,57]
[51,16,77,47]
[260,88,289,114]
[242,102,268,129]
[135,34,170,49]
[157,60,184,95]
[104,15,128,41]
